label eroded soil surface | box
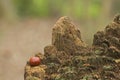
[25,14,120,80]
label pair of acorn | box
[29,56,41,66]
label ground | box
[0,19,54,80]
[24,15,120,80]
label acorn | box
[29,56,41,66]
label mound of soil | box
[24,14,120,80]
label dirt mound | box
[24,14,120,80]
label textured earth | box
[25,14,120,80]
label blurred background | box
[0,0,120,80]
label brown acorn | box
[29,56,41,66]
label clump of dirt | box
[24,14,120,80]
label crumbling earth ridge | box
[24,14,120,80]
